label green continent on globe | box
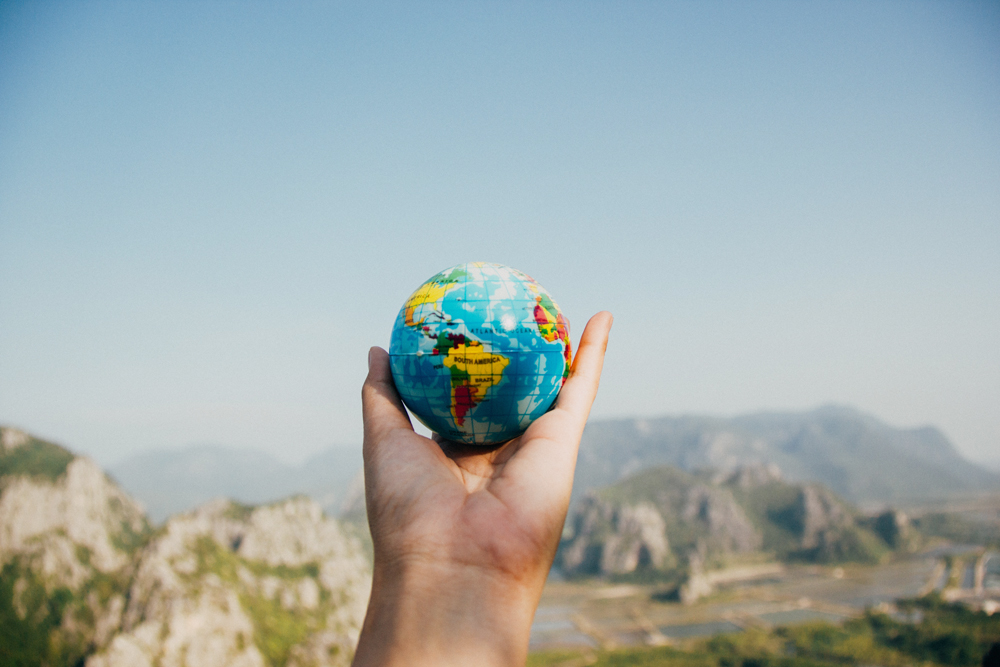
[389,262,570,445]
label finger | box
[553,310,613,425]
[361,346,413,448]
[488,312,612,514]
[361,348,465,516]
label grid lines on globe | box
[396,362,427,424]
[391,262,569,445]
[498,280,516,301]
[413,364,434,425]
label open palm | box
[362,311,612,580]
[354,311,612,666]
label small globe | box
[389,262,571,445]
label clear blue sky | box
[2,1,998,466]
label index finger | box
[552,310,613,423]
[485,311,613,524]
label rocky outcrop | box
[0,426,149,664]
[681,485,761,553]
[0,456,146,582]
[562,499,671,575]
[87,497,371,667]
[561,466,762,577]
[560,463,892,582]
[788,485,889,562]
[797,485,850,550]
[723,462,783,489]
[600,502,671,574]
[1,426,372,667]
[872,509,914,550]
[678,553,713,605]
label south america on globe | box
[389,262,571,445]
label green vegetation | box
[807,524,889,564]
[528,646,717,667]
[104,494,152,555]
[0,437,74,481]
[188,534,329,667]
[0,560,78,667]
[528,596,1000,667]
[224,501,256,522]
[73,569,130,629]
[732,482,804,557]
[245,560,321,581]
[914,512,1000,548]
[109,515,151,556]
[734,482,888,564]
[243,590,313,667]
[565,465,892,583]
[0,551,134,667]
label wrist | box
[352,556,542,667]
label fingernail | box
[368,348,373,371]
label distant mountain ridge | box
[575,406,999,505]
[107,406,997,521]
[110,444,363,523]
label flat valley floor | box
[529,555,964,652]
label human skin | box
[352,311,613,667]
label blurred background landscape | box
[1,1,998,666]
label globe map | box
[389,262,572,445]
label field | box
[528,549,1000,666]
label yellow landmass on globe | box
[403,279,463,327]
[442,341,510,426]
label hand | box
[352,311,613,667]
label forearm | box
[352,559,543,667]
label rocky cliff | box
[561,465,766,578]
[88,497,371,667]
[0,426,371,667]
[1,427,148,665]
[559,463,892,597]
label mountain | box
[1,427,148,666]
[559,463,911,601]
[110,406,997,524]
[87,497,370,667]
[110,445,363,523]
[575,406,1000,505]
[0,426,371,667]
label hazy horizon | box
[2,2,998,466]
[6,403,996,471]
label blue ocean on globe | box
[389,262,572,445]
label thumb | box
[361,347,413,448]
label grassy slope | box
[0,436,75,482]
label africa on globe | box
[389,262,571,445]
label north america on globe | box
[389,262,571,445]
